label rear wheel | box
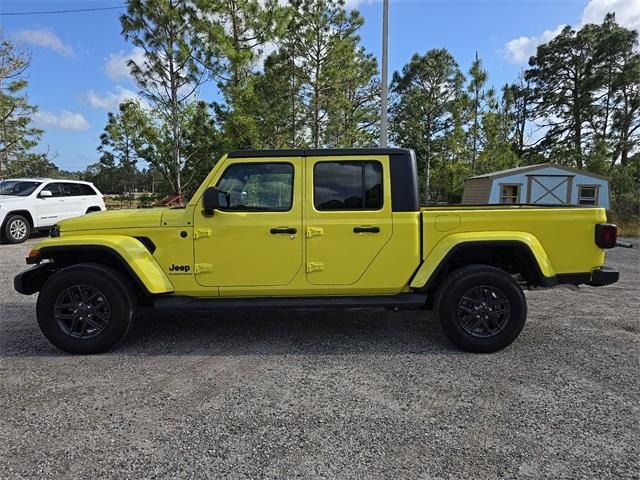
[3,214,31,244]
[37,263,136,354]
[435,265,527,353]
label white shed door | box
[527,175,572,204]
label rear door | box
[61,183,86,219]
[75,183,100,210]
[304,155,392,285]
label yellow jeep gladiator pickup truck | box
[14,148,622,354]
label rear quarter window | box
[62,183,96,196]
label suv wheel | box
[37,264,136,354]
[435,265,527,353]
[4,214,31,244]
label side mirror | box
[202,187,221,216]
[39,190,53,198]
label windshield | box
[0,180,42,197]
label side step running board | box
[152,294,427,311]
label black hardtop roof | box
[227,148,412,158]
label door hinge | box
[195,263,213,274]
[306,262,325,273]
[194,228,212,239]
[306,227,324,238]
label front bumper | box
[587,267,619,287]
[14,263,55,295]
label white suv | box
[0,178,106,244]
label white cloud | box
[504,24,567,64]
[104,47,145,82]
[86,86,143,110]
[581,0,640,31]
[503,0,640,65]
[13,28,74,57]
[34,111,90,131]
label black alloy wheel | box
[457,285,510,338]
[435,265,527,353]
[54,285,111,339]
[37,263,136,354]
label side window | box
[62,183,82,196]
[314,161,383,210]
[578,186,598,206]
[78,184,97,196]
[500,184,520,204]
[215,163,294,211]
[43,183,64,197]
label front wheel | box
[3,214,31,244]
[37,264,136,354]
[434,265,527,353]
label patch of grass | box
[617,218,640,237]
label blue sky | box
[1,0,638,172]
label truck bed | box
[420,205,607,276]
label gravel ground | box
[0,238,638,479]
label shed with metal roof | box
[461,163,610,209]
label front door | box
[36,182,66,226]
[194,157,303,287]
[304,156,392,285]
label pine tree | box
[323,47,379,148]
[121,0,208,197]
[467,52,494,174]
[390,49,463,203]
[0,32,42,177]
[290,0,366,148]
[525,24,601,168]
[97,100,149,196]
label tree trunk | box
[423,137,431,205]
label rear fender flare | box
[409,231,554,289]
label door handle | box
[353,226,380,233]
[270,227,297,234]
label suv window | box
[216,163,294,211]
[0,180,41,196]
[314,161,383,210]
[62,183,95,196]
[78,184,97,196]
[42,183,64,197]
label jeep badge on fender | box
[168,264,191,273]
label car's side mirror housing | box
[202,187,221,216]
[39,190,53,198]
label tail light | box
[595,223,617,249]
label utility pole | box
[380,0,389,147]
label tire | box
[434,265,527,353]
[3,214,31,244]
[36,263,136,354]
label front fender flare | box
[409,231,554,289]
[31,235,174,294]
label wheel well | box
[86,206,102,213]
[3,210,34,228]
[39,247,150,302]
[419,241,546,296]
